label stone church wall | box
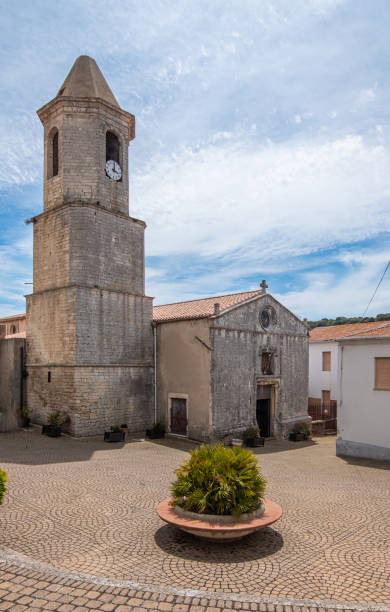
[210,295,309,439]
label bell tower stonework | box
[26,56,154,436]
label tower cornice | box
[37,96,135,141]
[26,200,146,227]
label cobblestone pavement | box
[0,431,389,612]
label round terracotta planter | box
[156,498,282,541]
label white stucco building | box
[336,324,390,461]
[309,321,390,405]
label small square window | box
[375,357,390,390]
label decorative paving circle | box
[0,431,389,608]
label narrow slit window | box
[52,131,58,176]
[106,131,119,164]
[48,371,51,383]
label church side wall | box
[0,339,25,432]
[156,319,211,442]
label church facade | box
[0,56,309,440]
[155,287,309,441]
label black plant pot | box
[146,429,165,439]
[104,431,125,442]
[22,416,31,428]
[42,424,61,437]
[245,436,265,447]
[289,432,306,442]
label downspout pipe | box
[153,322,157,424]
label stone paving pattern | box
[0,431,389,612]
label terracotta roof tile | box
[310,321,390,341]
[153,290,263,323]
[4,332,26,339]
[0,313,26,323]
[337,323,390,339]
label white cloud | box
[276,249,390,320]
[137,133,390,265]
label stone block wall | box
[210,295,309,439]
[40,98,133,215]
[0,338,25,432]
[75,289,153,364]
[26,288,77,365]
[33,203,145,295]
[27,364,154,436]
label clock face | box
[106,159,122,181]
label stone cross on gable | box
[260,280,268,292]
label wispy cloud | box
[139,132,390,260]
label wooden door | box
[170,398,187,435]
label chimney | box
[214,303,220,315]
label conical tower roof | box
[56,55,119,107]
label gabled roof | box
[0,313,25,323]
[337,323,390,340]
[55,55,119,107]
[310,320,390,342]
[153,290,263,323]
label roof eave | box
[153,314,211,324]
[337,335,390,342]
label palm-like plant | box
[171,443,266,517]
[0,469,7,505]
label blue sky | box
[1,0,390,319]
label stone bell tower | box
[26,56,154,436]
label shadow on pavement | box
[146,435,200,452]
[337,454,390,471]
[249,437,319,455]
[154,524,283,563]
[0,428,143,465]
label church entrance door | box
[256,384,272,438]
[170,398,187,436]
[256,399,270,437]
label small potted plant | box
[244,426,265,447]
[104,425,125,442]
[42,411,69,437]
[289,421,311,442]
[21,407,31,428]
[146,422,165,439]
[120,423,129,439]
